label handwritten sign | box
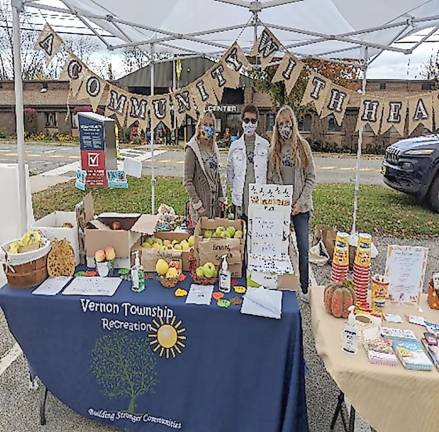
[385,245,428,304]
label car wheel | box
[429,175,439,213]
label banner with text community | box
[39,23,439,137]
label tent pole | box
[351,47,368,237]
[11,0,28,234]
[150,43,156,215]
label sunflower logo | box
[148,316,187,359]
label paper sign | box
[241,287,283,319]
[385,245,428,303]
[107,170,128,189]
[62,277,121,296]
[75,169,87,191]
[123,157,143,178]
[186,284,214,305]
[33,277,72,295]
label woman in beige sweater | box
[184,111,225,226]
[268,105,316,302]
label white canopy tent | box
[10,0,439,233]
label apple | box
[166,267,178,279]
[180,240,190,251]
[146,237,155,246]
[156,259,169,276]
[234,230,243,239]
[174,244,182,251]
[104,246,116,261]
[163,240,171,247]
[142,242,152,249]
[95,249,106,263]
[203,262,217,278]
[226,226,236,237]
[111,221,122,230]
[155,238,163,246]
[62,222,74,228]
[188,235,195,247]
[196,267,205,278]
[204,230,213,239]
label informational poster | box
[79,115,105,151]
[385,245,428,304]
[107,170,128,189]
[247,184,294,274]
[75,169,87,191]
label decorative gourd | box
[324,280,355,319]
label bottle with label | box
[219,255,231,294]
[131,251,145,293]
[341,305,358,355]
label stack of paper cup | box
[331,232,350,283]
[353,233,372,308]
[371,274,389,313]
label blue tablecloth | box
[0,276,308,432]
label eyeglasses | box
[243,118,257,124]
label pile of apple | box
[203,226,242,239]
[156,258,182,280]
[143,236,195,252]
[195,262,217,279]
[95,246,116,263]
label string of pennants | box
[35,23,439,137]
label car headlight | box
[404,149,434,156]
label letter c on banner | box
[67,59,83,80]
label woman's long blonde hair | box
[270,105,312,177]
[195,110,216,147]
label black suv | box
[382,135,439,212]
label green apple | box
[163,239,171,247]
[196,267,204,278]
[234,230,243,239]
[155,238,163,246]
[203,262,217,278]
[212,231,221,238]
[146,237,155,246]
[152,243,161,250]
[188,235,195,247]
[204,230,213,239]
[180,240,190,251]
[174,244,182,251]
[226,226,236,237]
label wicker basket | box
[159,276,179,288]
[190,271,218,286]
[4,254,48,288]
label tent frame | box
[12,0,439,230]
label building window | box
[379,83,386,90]
[266,112,275,131]
[328,114,342,132]
[421,82,433,90]
[71,113,79,129]
[45,112,57,128]
[298,113,312,132]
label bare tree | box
[122,46,150,75]
[419,50,439,86]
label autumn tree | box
[91,332,158,414]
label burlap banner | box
[224,42,252,73]
[76,72,105,112]
[320,83,350,125]
[208,63,234,102]
[381,97,408,136]
[171,86,198,127]
[356,96,384,135]
[192,74,218,112]
[272,53,304,96]
[34,24,63,65]
[407,94,433,135]
[250,28,281,69]
[105,85,130,126]
[127,94,149,130]
[301,72,331,115]
[150,95,172,130]
[61,55,87,97]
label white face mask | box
[278,124,293,140]
[242,121,257,136]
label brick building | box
[0,62,436,152]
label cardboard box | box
[194,217,245,278]
[85,206,158,269]
[34,211,80,264]
[141,231,193,272]
[247,271,299,291]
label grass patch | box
[33,178,439,238]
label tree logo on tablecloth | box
[91,332,158,414]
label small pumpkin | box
[324,280,355,319]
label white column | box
[150,43,156,214]
[351,47,368,236]
[11,0,28,234]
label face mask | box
[242,121,257,136]
[202,126,215,140]
[278,124,292,140]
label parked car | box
[382,135,439,212]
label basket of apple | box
[191,261,218,285]
[156,258,182,288]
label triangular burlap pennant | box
[272,53,304,95]
[355,96,384,135]
[192,74,218,112]
[433,90,439,131]
[381,97,408,136]
[250,28,281,69]
[224,42,252,73]
[34,23,63,65]
[407,94,433,135]
[76,72,105,112]
[172,85,198,127]
[301,72,331,115]
[222,60,240,89]
[127,93,150,131]
[150,95,172,130]
[61,55,87,97]
[320,82,350,125]
[207,65,228,102]
[105,85,129,126]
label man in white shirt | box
[226,104,269,219]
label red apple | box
[111,221,122,230]
[95,249,106,263]
[104,246,116,261]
